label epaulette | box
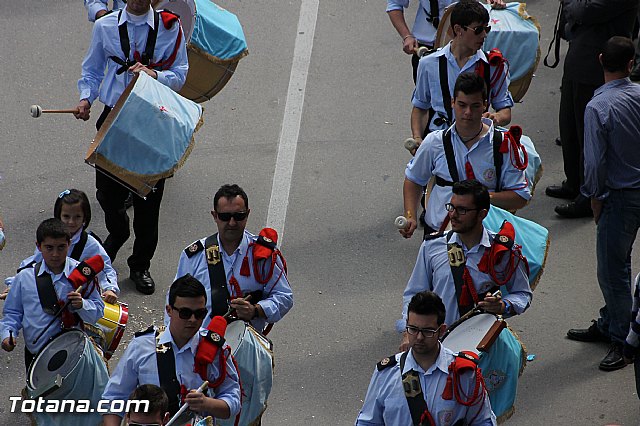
[377,355,398,371]
[424,231,444,241]
[96,9,116,20]
[16,260,37,274]
[134,325,156,338]
[184,240,205,258]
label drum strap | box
[69,231,88,262]
[34,262,61,317]
[421,0,440,29]
[543,2,563,69]
[111,10,160,75]
[399,351,435,426]
[437,56,453,126]
[205,234,233,319]
[156,340,182,416]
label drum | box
[155,0,249,103]
[483,205,549,290]
[27,330,109,426]
[84,301,129,360]
[441,312,526,423]
[435,2,541,102]
[85,72,203,198]
[218,321,274,426]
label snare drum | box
[27,330,109,426]
[155,0,248,103]
[84,301,129,360]
[442,312,526,423]
[435,2,541,102]
[85,72,203,198]
[218,321,274,426]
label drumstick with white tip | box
[414,46,431,57]
[395,216,409,230]
[165,381,209,426]
[30,105,79,118]
[404,137,419,152]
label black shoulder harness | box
[110,9,160,74]
[69,231,89,262]
[34,262,61,316]
[205,234,232,318]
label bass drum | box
[154,0,249,103]
[27,330,109,426]
[218,320,274,426]
[441,312,526,424]
[435,2,540,102]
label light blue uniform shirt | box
[1,258,105,354]
[355,346,496,425]
[169,231,294,331]
[405,118,530,231]
[5,229,119,294]
[386,0,455,46]
[84,0,126,22]
[581,78,640,200]
[102,327,241,419]
[78,6,188,107]
[397,228,531,330]
[413,43,514,132]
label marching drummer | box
[3,189,119,303]
[168,184,293,332]
[0,218,106,372]
[101,275,240,426]
[410,0,513,138]
[75,0,188,296]
[356,291,496,425]
[401,72,529,239]
[397,180,532,350]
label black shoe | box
[545,181,578,200]
[130,270,155,295]
[555,137,561,146]
[567,321,610,343]
[555,201,593,218]
[599,343,626,371]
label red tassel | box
[442,375,453,400]
[229,276,242,298]
[240,255,251,277]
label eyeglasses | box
[406,325,441,338]
[462,25,491,35]
[171,305,208,320]
[445,203,480,215]
[58,189,71,198]
[215,211,249,222]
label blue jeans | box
[596,190,640,343]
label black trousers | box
[411,43,433,84]
[558,76,599,193]
[95,106,165,271]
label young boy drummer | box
[0,218,106,372]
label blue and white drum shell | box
[218,321,274,426]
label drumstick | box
[414,46,430,57]
[32,284,84,345]
[165,381,209,426]
[394,216,408,229]
[9,330,15,347]
[29,105,79,118]
[404,137,419,152]
[222,294,252,319]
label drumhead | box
[154,0,196,42]
[28,330,87,390]
[441,313,497,355]
[224,320,247,355]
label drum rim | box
[440,311,498,342]
[27,329,88,390]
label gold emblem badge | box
[188,243,199,253]
[206,245,221,265]
[262,237,273,243]
[82,266,92,276]
[447,244,465,267]
[402,371,422,398]
[211,333,220,342]
[499,235,509,243]
[380,357,390,366]
[156,343,170,354]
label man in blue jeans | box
[567,37,640,372]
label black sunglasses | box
[215,211,249,222]
[463,25,491,35]
[171,305,208,320]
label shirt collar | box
[450,227,492,250]
[444,42,487,65]
[159,327,200,354]
[450,117,494,145]
[119,7,155,28]
[594,77,631,97]
[70,229,82,245]
[404,345,452,375]
[38,258,74,278]
[217,231,249,258]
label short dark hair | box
[128,384,168,416]
[453,72,487,101]
[36,218,70,244]
[450,0,489,29]
[214,184,249,211]
[452,179,490,211]
[407,291,447,325]
[53,189,92,230]
[168,274,207,306]
[601,36,635,73]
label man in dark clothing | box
[545,0,638,218]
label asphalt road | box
[0,0,639,424]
